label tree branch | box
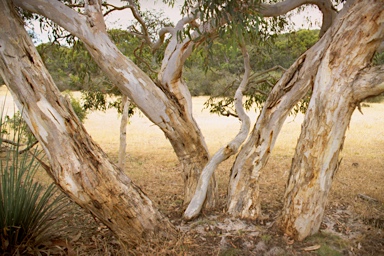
[183,40,251,220]
[260,0,337,36]
[102,3,130,17]
[133,42,157,74]
[19,140,39,154]
[84,0,106,32]
[352,64,384,100]
[125,0,152,46]
[152,27,174,51]
[14,0,89,38]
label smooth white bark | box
[183,42,251,220]
[227,32,331,218]
[118,95,130,170]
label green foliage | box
[181,0,288,74]
[62,91,89,122]
[0,149,68,254]
[81,90,108,112]
[32,0,320,117]
[37,40,111,92]
[269,29,319,68]
[181,0,283,43]
[187,30,319,115]
[373,51,384,66]
[37,43,75,91]
[81,90,135,117]
[0,107,69,255]
[3,112,35,144]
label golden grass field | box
[1,86,383,254]
[86,95,384,254]
[83,95,384,211]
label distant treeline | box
[1,29,383,100]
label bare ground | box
[1,89,383,255]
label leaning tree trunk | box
[0,0,175,246]
[156,16,219,208]
[226,28,333,219]
[183,42,252,220]
[225,0,338,219]
[280,0,384,241]
[14,0,216,207]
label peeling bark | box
[13,0,215,207]
[156,17,218,208]
[12,0,339,210]
[227,33,331,219]
[225,0,338,220]
[227,0,383,222]
[0,0,175,246]
[183,42,251,220]
[280,0,384,240]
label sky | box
[104,0,323,30]
[32,0,323,44]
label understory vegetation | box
[0,106,69,255]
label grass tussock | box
[0,101,69,255]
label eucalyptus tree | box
[0,0,175,246]
[1,0,383,246]
[225,0,384,241]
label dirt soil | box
[1,90,383,255]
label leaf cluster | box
[188,29,319,115]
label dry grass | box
[1,86,383,255]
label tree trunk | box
[118,95,130,170]
[156,15,223,208]
[280,0,384,241]
[13,0,216,207]
[226,0,384,221]
[226,33,331,219]
[183,42,252,220]
[0,0,175,246]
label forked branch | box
[183,40,252,220]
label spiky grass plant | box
[0,101,69,254]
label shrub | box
[0,104,69,255]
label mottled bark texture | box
[13,0,216,207]
[227,2,384,240]
[280,0,384,240]
[0,0,175,246]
